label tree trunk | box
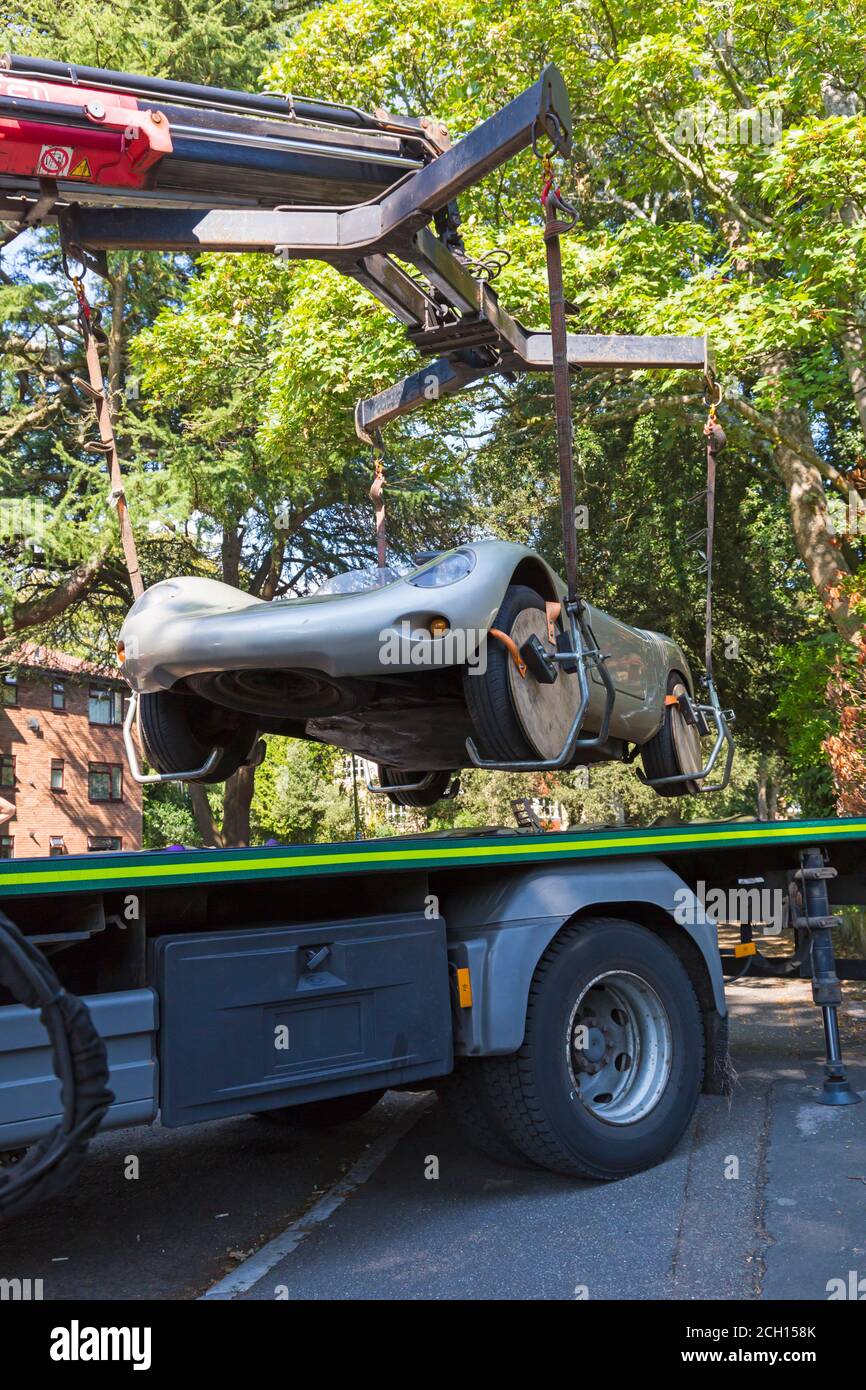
[221,521,242,589]
[221,764,256,847]
[756,755,770,821]
[763,355,859,641]
[840,322,866,444]
[189,783,222,847]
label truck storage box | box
[150,912,451,1127]
[0,989,158,1150]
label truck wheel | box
[253,1088,386,1129]
[468,918,704,1179]
[441,1061,536,1168]
[377,766,454,807]
[138,689,260,785]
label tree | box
[255,0,866,805]
[0,2,306,653]
[250,738,354,843]
[6,0,865,836]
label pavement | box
[1,971,864,1301]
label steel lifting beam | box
[51,60,711,440]
[67,66,572,255]
[354,335,711,440]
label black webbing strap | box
[540,157,580,607]
[703,398,726,680]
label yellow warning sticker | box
[69,156,92,179]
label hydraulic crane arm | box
[0,55,710,440]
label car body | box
[118,540,694,777]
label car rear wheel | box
[138,689,260,785]
[377,765,455,807]
[640,672,703,796]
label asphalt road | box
[1,972,864,1301]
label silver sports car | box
[117,539,711,803]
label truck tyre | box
[252,1088,386,1129]
[468,918,704,1179]
[441,1061,536,1168]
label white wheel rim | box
[566,970,673,1125]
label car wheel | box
[252,1089,386,1129]
[640,671,703,796]
[377,766,455,807]
[463,583,547,761]
[464,918,704,1179]
[138,689,260,785]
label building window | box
[1,672,17,707]
[0,755,14,788]
[51,680,66,711]
[88,762,123,802]
[49,835,66,857]
[89,683,123,726]
[0,835,12,859]
[87,836,122,853]
[50,758,65,791]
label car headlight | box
[407,548,476,589]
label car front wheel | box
[138,689,260,784]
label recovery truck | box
[0,816,864,1216]
[0,56,864,1215]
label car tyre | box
[138,689,260,785]
[463,583,547,762]
[377,766,455,807]
[640,671,703,797]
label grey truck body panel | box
[0,847,726,1147]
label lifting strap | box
[62,249,144,600]
[369,439,386,569]
[540,154,580,607]
[702,385,726,681]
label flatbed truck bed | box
[1,815,864,1210]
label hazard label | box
[69,156,92,179]
[36,144,73,177]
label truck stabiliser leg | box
[796,848,861,1108]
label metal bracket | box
[466,602,616,772]
[122,690,221,785]
[365,768,460,799]
[635,675,735,793]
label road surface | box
[1,971,864,1300]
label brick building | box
[0,644,141,858]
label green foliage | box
[250,737,355,843]
[772,636,840,814]
[5,0,866,836]
[142,782,205,848]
